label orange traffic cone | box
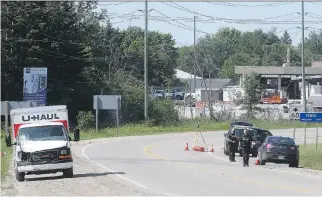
[193,146,200,151]
[192,146,197,151]
[255,156,260,165]
[209,145,214,152]
[184,143,189,151]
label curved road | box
[83,128,322,196]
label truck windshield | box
[18,125,67,141]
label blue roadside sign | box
[299,112,322,122]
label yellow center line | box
[144,145,311,194]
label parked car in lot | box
[164,88,185,100]
[257,136,299,168]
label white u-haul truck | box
[10,105,73,181]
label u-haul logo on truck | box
[22,114,60,122]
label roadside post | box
[291,107,299,140]
[304,123,307,148]
[95,96,99,132]
[93,95,122,135]
[5,101,11,146]
[116,96,121,137]
[299,112,322,149]
[316,123,319,150]
[293,118,296,140]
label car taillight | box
[267,144,274,151]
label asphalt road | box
[83,127,322,196]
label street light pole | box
[301,0,307,112]
[144,0,148,121]
[193,16,197,93]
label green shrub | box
[148,99,179,126]
[76,111,95,130]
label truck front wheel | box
[16,170,25,182]
[63,167,74,178]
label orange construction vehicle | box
[260,89,288,104]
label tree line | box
[1,1,322,127]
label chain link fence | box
[175,102,292,121]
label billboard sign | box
[23,67,47,106]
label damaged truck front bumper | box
[17,160,73,173]
[16,147,73,174]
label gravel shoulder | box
[1,139,162,196]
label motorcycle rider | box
[228,130,238,162]
[240,129,252,167]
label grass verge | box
[1,135,12,180]
[299,143,322,170]
[79,119,317,140]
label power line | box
[307,12,322,19]
[308,2,322,7]
[205,1,294,8]
[107,12,322,24]
[114,12,321,25]
[97,1,132,6]
[307,27,322,31]
[104,12,300,21]
[161,2,322,24]
[4,5,321,25]
[153,10,210,34]
[150,16,321,25]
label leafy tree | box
[120,27,178,86]
[148,99,179,125]
[281,30,292,45]
[221,52,254,83]
[262,43,288,66]
[304,30,322,63]
[237,72,263,119]
[177,46,194,75]
[1,1,102,122]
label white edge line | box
[81,139,174,196]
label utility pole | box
[193,16,197,92]
[144,0,149,121]
[301,1,307,112]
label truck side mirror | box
[224,133,227,137]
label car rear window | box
[234,128,256,137]
[267,137,295,145]
[255,129,273,141]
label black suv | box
[223,122,253,156]
[224,122,273,157]
[249,128,273,157]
